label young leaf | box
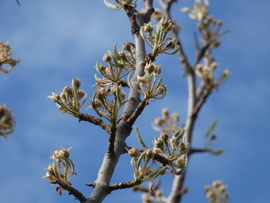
[135,126,149,150]
[205,119,218,138]
[210,149,225,155]
[104,0,120,10]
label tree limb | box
[86,3,154,203]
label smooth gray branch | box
[85,3,154,203]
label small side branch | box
[78,113,111,134]
[189,148,211,155]
[194,42,212,66]
[69,187,87,202]
[192,90,211,116]
[153,153,169,166]
[109,181,138,191]
[132,179,161,196]
[126,98,149,126]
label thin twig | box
[109,180,137,191]
[126,98,149,126]
[192,89,211,116]
[132,179,161,196]
[188,148,211,155]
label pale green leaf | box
[205,119,218,138]
[210,149,225,155]
[104,0,120,10]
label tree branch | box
[188,148,211,155]
[86,3,154,203]
[68,187,87,203]
[109,180,137,191]
[126,98,149,126]
[78,113,111,134]
[158,1,198,203]
[192,89,211,116]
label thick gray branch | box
[85,3,154,203]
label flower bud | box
[110,85,119,95]
[145,149,154,161]
[206,190,215,199]
[153,65,162,76]
[47,164,55,176]
[92,99,102,108]
[117,61,125,69]
[77,90,86,100]
[103,54,111,63]
[126,147,140,158]
[63,86,74,99]
[118,51,127,61]
[137,75,146,86]
[72,78,81,92]
[100,65,107,72]
[156,85,166,95]
[143,23,154,33]
[154,118,164,126]
[154,137,164,149]
[212,180,222,188]
[95,91,104,101]
[175,156,186,168]
[204,185,211,193]
[162,108,169,120]
[59,148,70,158]
[172,113,180,123]
[160,133,169,142]
[161,18,169,29]
[178,142,188,154]
[153,147,162,154]
[122,42,131,52]
[144,63,155,75]
[210,61,218,70]
[119,90,126,101]
[218,185,227,193]
[221,69,230,79]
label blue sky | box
[0,0,269,203]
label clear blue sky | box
[0,1,269,203]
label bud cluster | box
[127,146,168,183]
[95,43,135,86]
[195,63,230,90]
[42,146,76,195]
[0,104,15,139]
[129,62,167,100]
[181,0,228,49]
[90,85,127,124]
[0,41,20,74]
[126,124,189,184]
[140,18,180,59]
[181,0,209,21]
[47,78,88,117]
[90,43,138,123]
[153,108,180,133]
[204,180,229,203]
